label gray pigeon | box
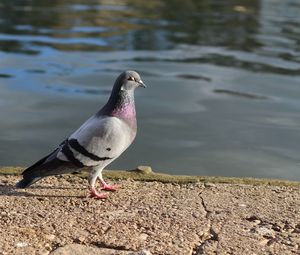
[16,70,146,199]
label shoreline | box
[1,165,300,187]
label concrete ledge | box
[1,169,300,254]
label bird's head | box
[115,70,146,91]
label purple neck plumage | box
[99,88,136,121]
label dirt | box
[0,173,300,255]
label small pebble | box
[16,242,28,248]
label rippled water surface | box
[1,0,300,180]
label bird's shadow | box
[0,183,85,199]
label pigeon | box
[16,70,146,199]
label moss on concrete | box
[1,165,300,187]
[0,166,24,175]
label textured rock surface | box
[0,174,299,255]
[50,244,150,255]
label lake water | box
[1,0,300,180]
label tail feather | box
[22,148,58,176]
[16,177,42,188]
[16,150,56,189]
[16,147,80,189]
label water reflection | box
[213,89,269,100]
[0,0,262,53]
[0,0,299,67]
[0,73,13,78]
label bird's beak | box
[138,80,146,88]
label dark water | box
[1,0,300,180]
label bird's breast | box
[111,103,136,120]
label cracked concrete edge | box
[1,166,299,187]
[192,192,218,255]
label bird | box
[16,70,146,199]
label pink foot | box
[100,180,119,192]
[101,183,119,192]
[88,187,108,199]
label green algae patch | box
[0,166,23,175]
[1,165,300,187]
[103,167,300,187]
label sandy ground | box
[0,174,300,255]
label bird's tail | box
[16,176,42,188]
[16,149,59,189]
[16,146,81,189]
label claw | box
[100,179,119,192]
[101,183,119,192]
[89,187,108,199]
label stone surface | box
[50,244,150,255]
[136,166,153,174]
[0,174,299,255]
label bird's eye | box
[128,76,135,81]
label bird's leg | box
[98,172,119,192]
[88,167,108,199]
